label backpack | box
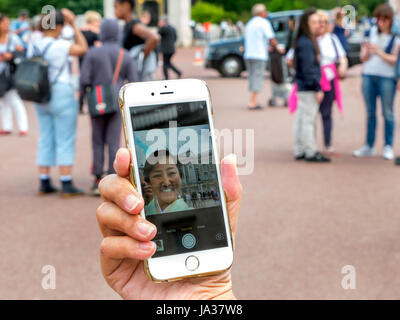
[269,49,284,84]
[86,49,125,117]
[13,40,66,103]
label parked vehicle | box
[205,10,362,77]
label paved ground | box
[2,48,400,299]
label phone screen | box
[129,101,228,258]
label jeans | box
[162,53,181,80]
[34,82,78,167]
[91,112,122,178]
[361,75,396,147]
[319,80,336,148]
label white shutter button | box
[185,255,199,271]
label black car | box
[205,10,361,77]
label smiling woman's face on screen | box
[147,154,181,209]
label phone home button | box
[185,255,199,271]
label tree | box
[0,0,103,18]
[203,0,386,16]
[191,2,237,24]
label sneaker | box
[61,180,84,198]
[306,152,331,163]
[395,157,400,166]
[39,179,59,195]
[19,131,27,136]
[325,145,335,153]
[91,179,101,197]
[247,105,263,110]
[383,145,394,160]
[0,130,11,135]
[295,153,305,161]
[353,145,376,158]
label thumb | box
[113,148,131,178]
[221,154,242,235]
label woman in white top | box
[0,13,28,136]
[316,10,348,155]
[353,3,400,160]
[33,9,87,196]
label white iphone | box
[119,79,234,282]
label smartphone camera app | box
[130,101,228,258]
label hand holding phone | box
[115,79,236,283]
[97,148,241,299]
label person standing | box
[0,14,28,136]
[158,16,182,80]
[353,4,400,160]
[332,9,350,53]
[79,10,101,114]
[140,10,151,26]
[32,9,88,196]
[10,9,30,48]
[80,19,137,196]
[292,9,330,163]
[220,20,228,39]
[244,3,280,110]
[236,20,244,36]
[316,10,347,155]
[80,11,101,47]
[114,0,159,82]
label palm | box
[104,259,232,300]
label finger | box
[97,201,156,241]
[113,148,131,178]
[221,154,242,235]
[99,174,144,215]
[100,236,156,261]
[221,154,241,202]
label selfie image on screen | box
[130,101,228,257]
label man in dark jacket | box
[158,16,182,80]
[80,19,137,195]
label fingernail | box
[139,241,155,251]
[125,194,140,211]
[224,154,238,174]
[137,222,155,237]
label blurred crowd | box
[244,3,400,164]
[0,0,182,197]
[2,0,400,199]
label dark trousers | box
[319,80,336,147]
[163,53,181,80]
[91,112,122,178]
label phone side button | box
[129,163,137,189]
[185,255,199,272]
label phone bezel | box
[119,79,234,282]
